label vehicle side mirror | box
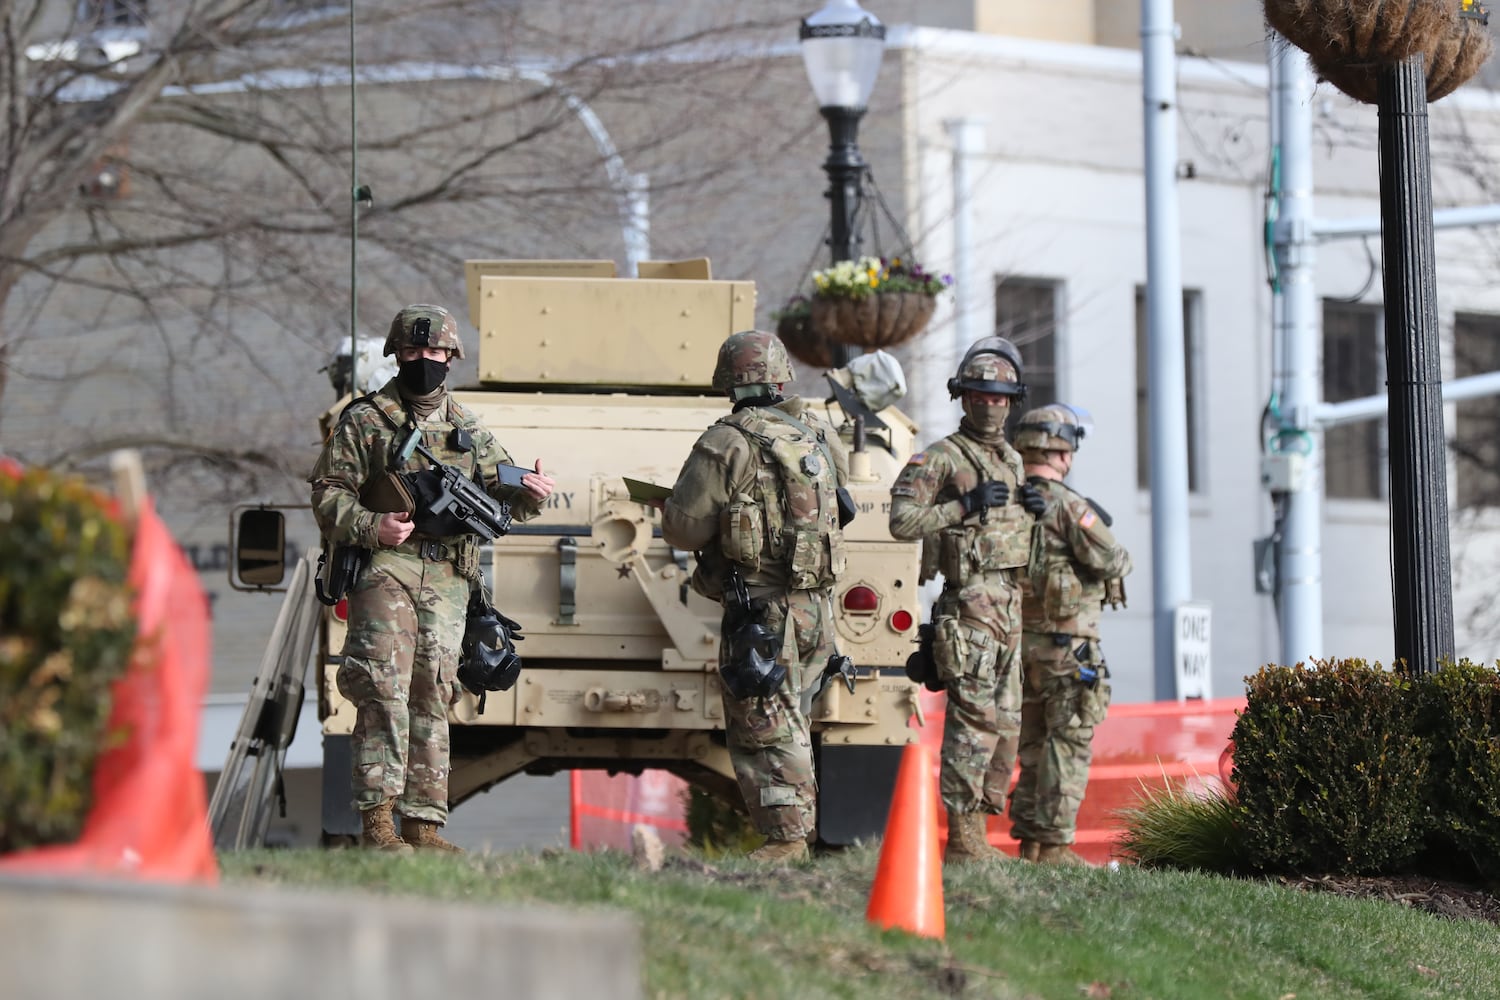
[235,509,286,587]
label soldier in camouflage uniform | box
[660,330,849,865]
[1006,404,1131,865]
[309,304,555,854]
[889,337,1047,863]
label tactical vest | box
[347,390,486,576]
[353,391,483,484]
[935,433,1032,586]
[717,405,846,591]
[1022,480,1109,638]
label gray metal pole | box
[1271,42,1324,667]
[1377,56,1455,673]
[1141,0,1193,699]
[944,118,985,351]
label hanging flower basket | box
[811,291,936,350]
[775,299,839,369]
[1263,0,1493,104]
[805,256,949,351]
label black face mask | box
[398,358,448,395]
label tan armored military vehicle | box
[232,259,927,846]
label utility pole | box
[1141,0,1194,698]
[1266,41,1324,668]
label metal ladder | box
[206,552,320,850]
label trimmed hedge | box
[1233,659,1428,874]
[1418,660,1500,882]
[0,466,136,854]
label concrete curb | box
[0,873,640,1000]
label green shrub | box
[1418,659,1500,882]
[683,784,762,857]
[1232,659,1427,874]
[0,466,136,854]
[1115,778,1250,873]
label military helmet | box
[1015,403,1094,453]
[947,336,1026,399]
[383,304,465,359]
[712,329,795,391]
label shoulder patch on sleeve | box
[908,452,926,466]
[1079,508,1097,530]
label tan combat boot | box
[944,812,1004,864]
[360,801,414,854]
[747,838,810,865]
[1035,843,1090,866]
[1018,839,1042,862]
[403,817,465,854]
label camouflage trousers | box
[933,579,1023,816]
[1008,633,1112,846]
[335,549,468,823]
[720,587,835,842]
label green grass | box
[222,846,1500,1000]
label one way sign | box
[1173,602,1212,702]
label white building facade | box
[883,26,1500,704]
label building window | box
[995,277,1059,437]
[1453,311,1500,509]
[1322,301,1386,501]
[1134,287,1203,492]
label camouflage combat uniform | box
[1008,479,1131,848]
[309,312,539,827]
[889,428,1031,817]
[661,333,849,845]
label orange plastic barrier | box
[0,486,218,883]
[570,769,690,851]
[572,692,1243,864]
[912,691,1246,864]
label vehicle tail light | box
[888,609,915,633]
[842,585,879,613]
[334,597,349,622]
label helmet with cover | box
[1014,403,1094,453]
[947,336,1026,399]
[712,329,795,391]
[383,304,466,359]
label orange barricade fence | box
[0,478,218,884]
[912,691,1246,864]
[570,769,691,851]
[570,691,1244,864]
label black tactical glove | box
[1018,482,1048,517]
[960,480,1009,516]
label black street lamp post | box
[799,0,887,368]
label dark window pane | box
[1134,287,1202,492]
[1322,302,1384,500]
[1454,312,1500,508]
[995,278,1058,438]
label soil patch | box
[1275,873,1500,926]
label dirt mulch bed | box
[1275,873,1500,926]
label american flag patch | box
[908,452,926,466]
[1079,509,1096,529]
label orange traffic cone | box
[865,742,945,939]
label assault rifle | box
[407,439,515,540]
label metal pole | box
[623,172,651,278]
[1376,56,1455,673]
[1271,42,1324,667]
[822,105,868,368]
[944,118,984,350]
[348,0,358,396]
[1141,0,1193,698]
